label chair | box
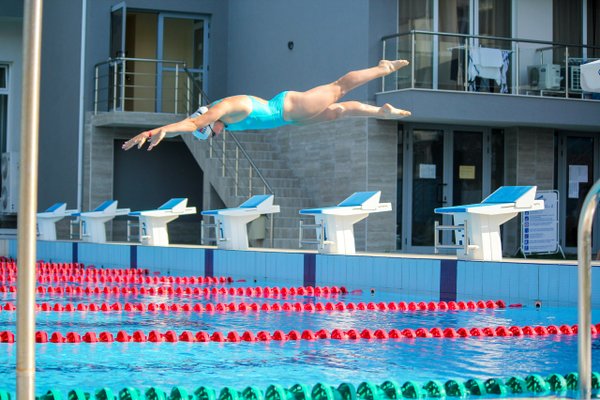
[72,200,131,243]
[37,202,78,241]
[201,194,280,250]
[129,198,197,246]
[298,191,392,255]
[434,186,544,261]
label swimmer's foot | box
[379,59,409,73]
[379,103,411,119]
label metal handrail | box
[433,220,470,254]
[382,30,600,50]
[381,30,600,97]
[577,178,600,399]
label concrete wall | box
[226,0,371,101]
[38,0,83,210]
[0,17,22,154]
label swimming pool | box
[1,262,600,399]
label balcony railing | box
[381,30,600,99]
[93,57,205,114]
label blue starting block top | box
[201,195,275,216]
[44,202,66,213]
[240,194,272,208]
[300,191,380,215]
[435,186,535,214]
[71,200,117,217]
[129,198,188,216]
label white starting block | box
[298,191,392,255]
[201,194,280,250]
[434,186,544,261]
[129,198,197,246]
[72,200,131,243]
[580,59,600,92]
[37,202,79,241]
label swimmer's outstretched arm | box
[122,102,232,151]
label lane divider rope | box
[26,372,600,400]
[0,299,507,313]
[0,321,592,344]
[0,284,348,298]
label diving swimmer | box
[122,60,411,151]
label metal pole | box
[174,64,179,114]
[577,179,600,400]
[17,1,43,399]
[410,32,415,89]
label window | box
[0,65,8,155]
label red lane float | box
[1,299,507,315]
[5,321,594,344]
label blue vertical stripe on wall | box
[440,259,457,302]
[72,242,78,263]
[304,253,316,287]
[205,249,214,277]
[130,245,137,269]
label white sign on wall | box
[521,190,559,254]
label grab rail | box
[577,178,600,399]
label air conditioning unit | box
[0,152,19,214]
[528,64,562,90]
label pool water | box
[0,278,599,397]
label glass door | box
[157,14,209,114]
[109,2,127,111]
[558,134,598,251]
[401,126,491,252]
[453,130,483,206]
[406,129,446,249]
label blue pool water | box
[1,282,600,396]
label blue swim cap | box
[191,106,216,140]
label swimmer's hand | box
[122,129,166,151]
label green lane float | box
[219,387,241,400]
[464,379,485,396]
[67,389,87,400]
[144,387,167,400]
[289,384,312,400]
[170,387,190,400]
[525,374,549,394]
[4,371,600,400]
[379,381,401,399]
[400,381,424,399]
[195,386,217,400]
[442,380,466,398]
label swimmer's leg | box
[298,101,411,124]
[285,60,409,122]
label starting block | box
[201,194,280,250]
[72,200,131,243]
[298,191,392,255]
[434,186,544,261]
[37,202,79,240]
[129,198,197,246]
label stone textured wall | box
[503,127,555,255]
[268,118,398,252]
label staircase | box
[181,131,314,250]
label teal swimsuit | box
[216,91,294,132]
